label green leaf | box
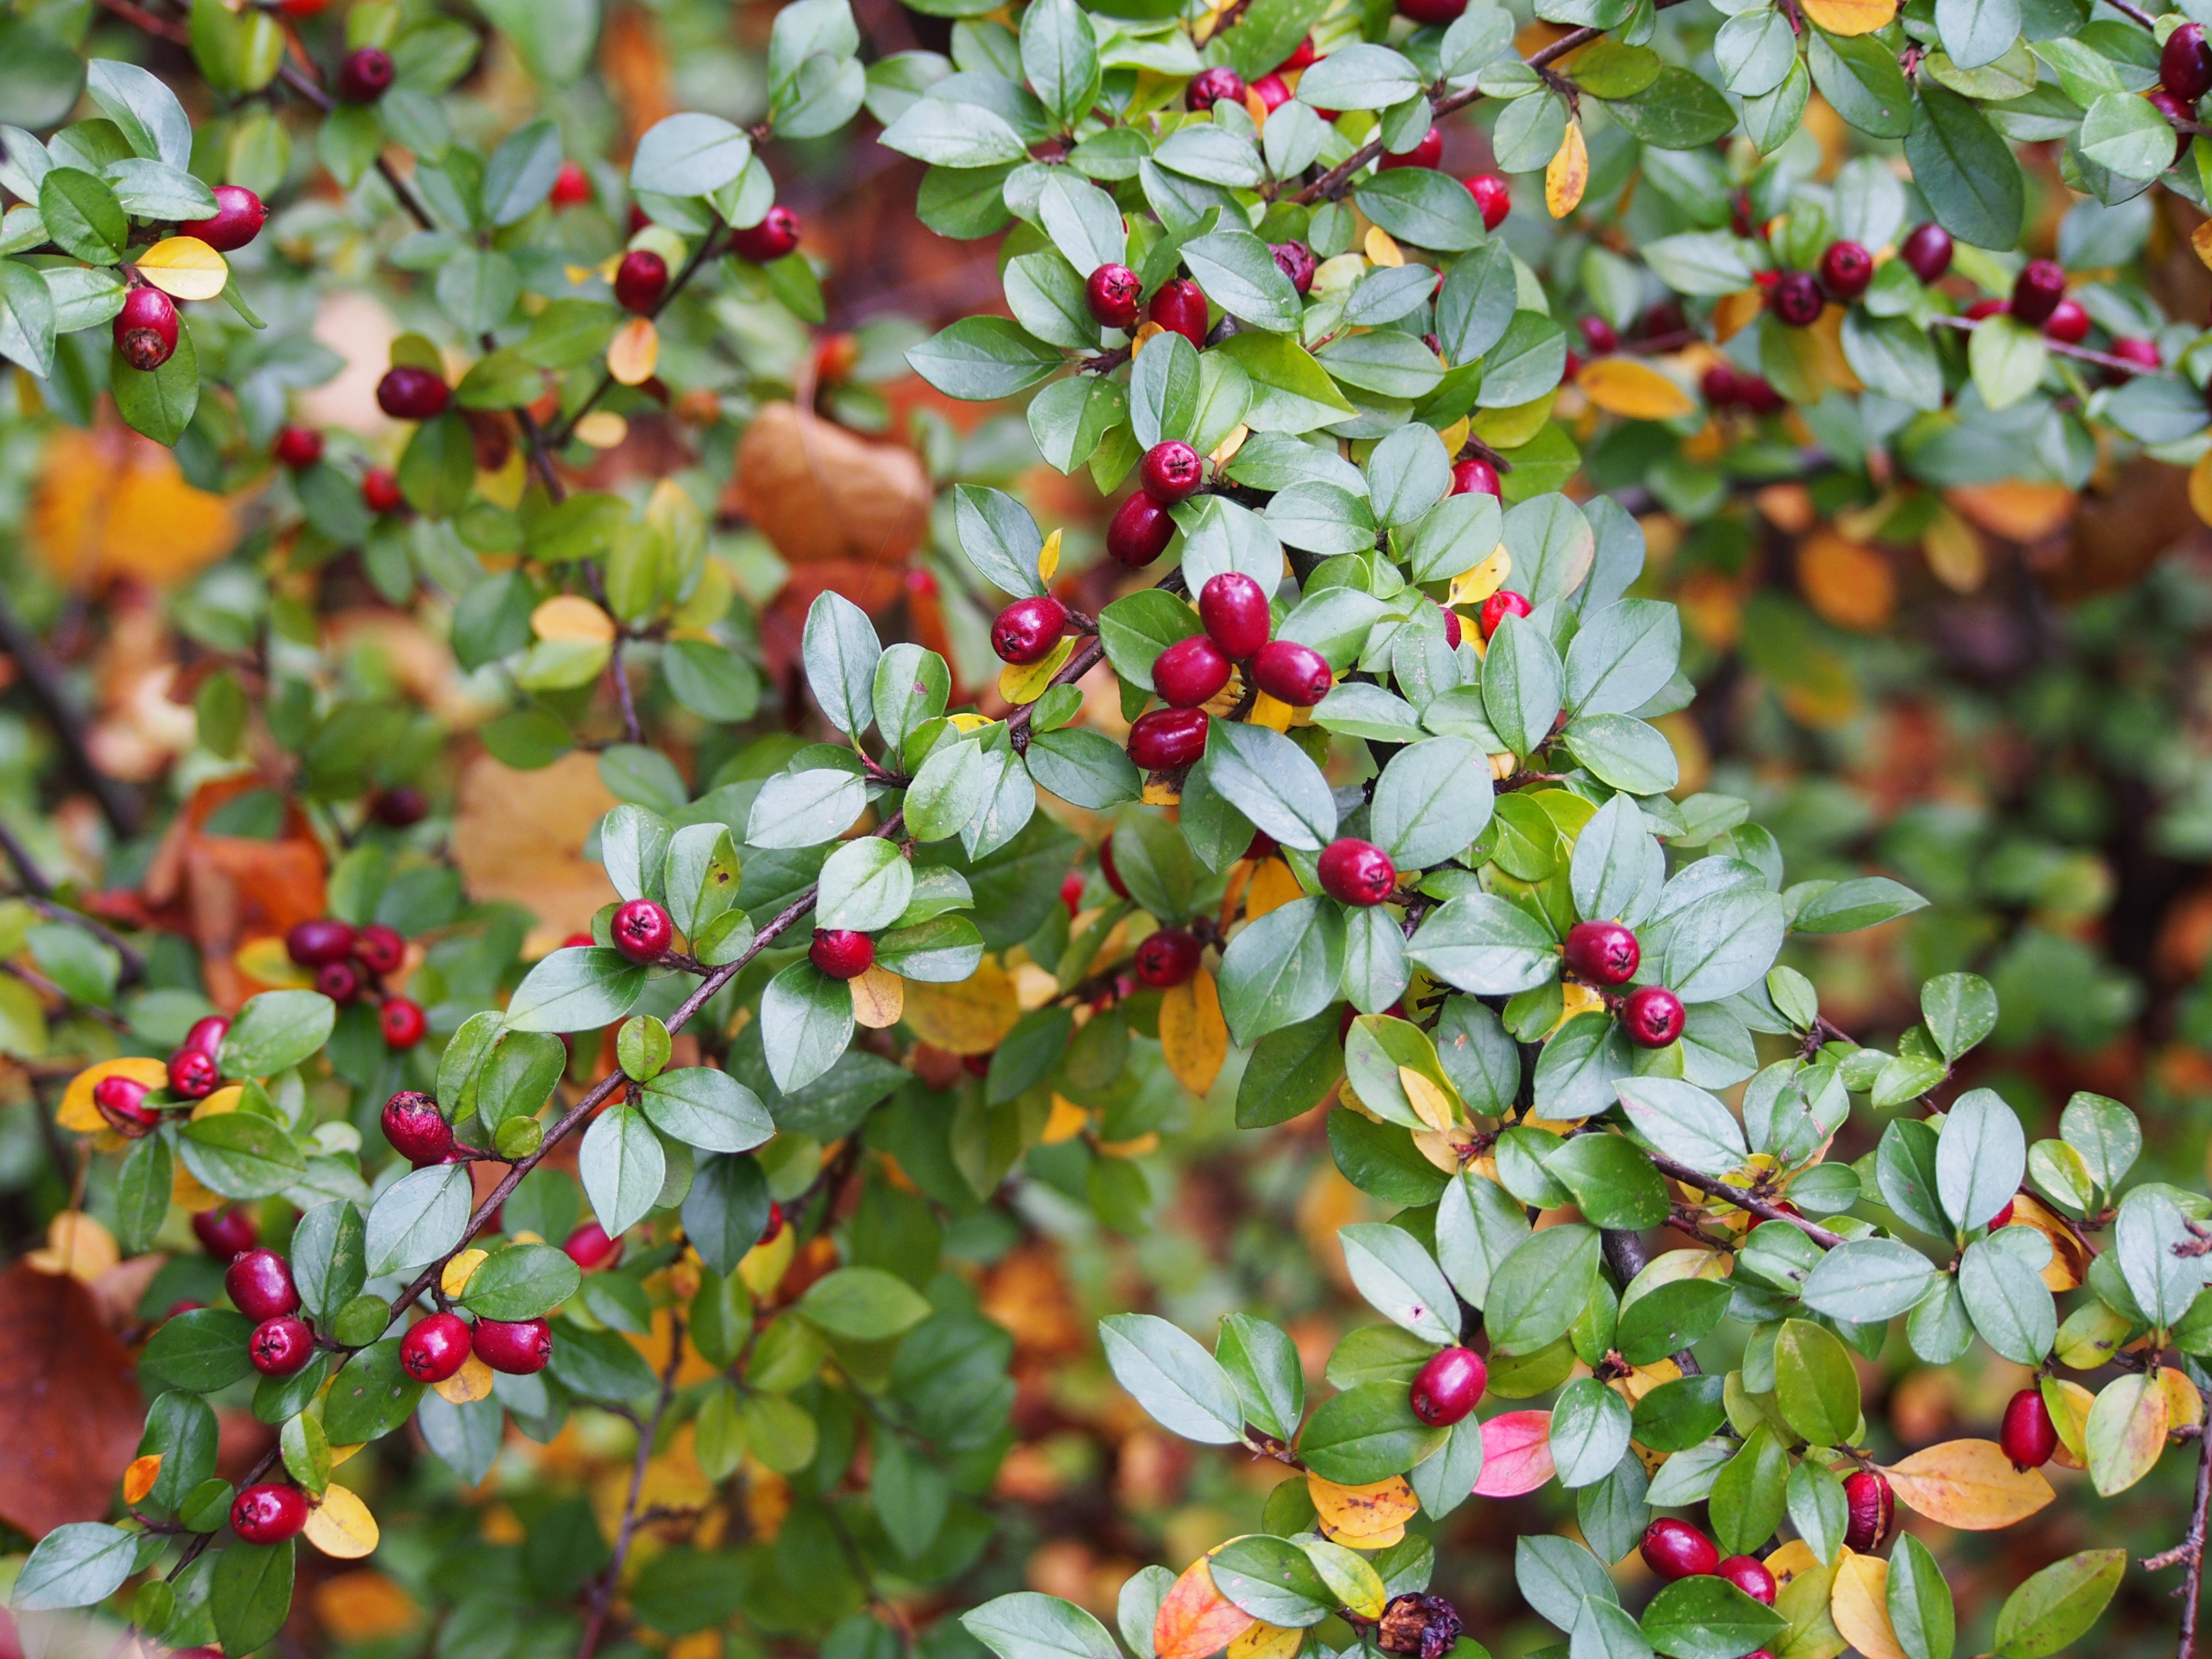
[629,111,752,193]
[908,317,1065,399]
[13,1523,139,1611]
[1809,30,1913,137]
[1907,84,2024,248]
[1602,67,1734,148]
[760,960,856,1091]
[1408,893,1556,996]
[1888,1534,1957,1659]
[1340,1222,1460,1345]
[1485,1223,1601,1355]
[1215,1313,1305,1443]
[1183,229,1302,333]
[322,1338,425,1443]
[1098,1312,1245,1443]
[1639,1573,1788,1659]
[1800,1237,1937,1321]
[39,167,125,264]
[964,1593,1122,1659]
[180,1112,307,1201]
[1772,1318,1859,1446]
[1209,1536,1337,1626]
[1298,1379,1446,1483]
[505,946,649,1033]
[580,1103,667,1238]
[1993,1550,2125,1659]
[1544,1133,1669,1229]
[1357,168,1488,251]
[1217,896,1346,1046]
[211,1539,294,1657]
[142,1307,255,1392]
[798,1265,934,1339]
[1967,313,2049,412]
[364,1161,471,1275]
[460,1242,581,1320]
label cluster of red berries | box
[1561,919,1687,1048]
[272,422,408,515]
[1698,362,1785,416]
[84,1012,229,1134]
[1106,437,1210,567]
[2154,24,2212,164]
[288,918,427,1047]
[1637,1519,1779,1605]
[112,185,270,373]
[1408,1345,1487,1426]
[1148,573,1335,770]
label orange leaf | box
[532,594,617,645]
[313,1571,420,1642]
[123,1453,162,1505]
[1578,358,1695,421]
[1795,529,1894,631]
[1473,1410,1555,1495]
[608,316,659,386]
[1156,1554,1255,1659]
[1161,969,1227,1094]
[134,236,229,301]
[902,956,1022,1054]
[303,1482,381,1559]
[1308,1473,1419,1547]
[1945,480,2078,541]
[1545,120,1588,218]
[1713,288,1766,343]
[1882,1438,2054,1528]
[1829,1551,1907,1659]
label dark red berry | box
[381,997,427,1048]
[1409,1347,1486,1425]
[1060,870,1085,914]
[1319,839,1396,906]
[1842,1469,1894,1551]
[613,249,668,314]
[226,1249,299,1321]
[114,287,179,372]
[1451,457,1502,498]
[316,959,363,1003]
[564,1221,624,1271]
[1200,572,1271,660]
[1135,928,1202,988]
[612,898,673,962]
[1563,920,1638,986]
[1187,67,1245,111]
[1989,1199,2017,1229]
[1562,349,1584,382]
[1438,604,1463,649]
[758,1200,786,1244]
[287,918,354,966]
[1900,223,1954,284]
[1639,1518,1719,1581]
[2001,1387,2058,1470]
[182,1015,230,1058]
[337,46,395,102]
[2165,21,2212,100]
[992,596,1069,665]
[2010,260,2067,327]
[93,1075,159,1134]
[2044,298,2090,344]
[549,161,591,208]
[192,1207,257,1258]
[1149,279,1209,349]
[2150,88,2197,161]
[1380,128,1443,172]
[1769,271,1823,327]
[473,1316,553,1374]
[1251,72,1292,110]
[1740,375,1784,414]
[1140,441,1203,504]
[1701,363,1741,407]
[1578,314,1618,355]
[1250,638,1332,706]
[2109,336,2162,375]
[231,1484,311,1544]
[1154,635,1231,708]
[273,426,323,469]
[1964,298,2007,321]
[382,1090,454,1166]
[376,366,450,421]
[1398,0,1467,23]
[811,928,875,979]
[1127,708,1210,770]
[249,1315,315,1376]
[1099,835,1130,900]
[1086,264,1142,329]
[362,467,404,514]
[1277,35,1318,70]
[731,204,801,262]
[1717,1557,1776,1605]
[1478,589,1532,639]
[400,1311,474,1382]
[354,923,405,975]
[1271,241,1317,294]
[1464,174,1510,231]
[1108,493,1176,567]
[1622,985,1685,1048]
[180,185,268,253]
[1818,241,1873,302]
[168,1046,219,1100]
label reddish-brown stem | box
[575,1311,686,1659]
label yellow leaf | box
[2088,1370,2168,1495]
[435,1355,497,1405]
[1246,857,1305,921]
[999,635,1075,705]
[1578,358,1695,421]
[1945,481,2077,542]
[1209,425,1249,469]
[608,316,659,386]
[534,594,617,646]
[2167,1365,2204,1432]
[171,1161,223,1213]
[123,1453,162,1505]
[1447,546,1512,607]
[738,1224,795,1299]
[1042,1094,1090,1144]
[903,956,1022,1053]
[1882,1438,2055,1527]
[191,1084,245,1120]
[26,1210,120,1281]
[1829,1551,1907,1659]
[1227,1623,1302,1659]
[1308,1474,1418,1555]
[1399,1066,1455,1132]
[1132,321,1168,353]
[1764,1540,1820,1588]
[57,1057,169,1133]
[1156,1555,1255,1659]
[236,935,316,988]
[1546,120,1588,218]
[1248,690,1294,732]
[1437,416,1469,455]
[1098,1131,1159,1157]
[135,236,229,301]
[303,1483,381,1559]
[1161,969,1227,1095]
[1550,982,1604,1036]
[2193,218,2212,273]
[1364,226,1404,267]
[1713,289,1766,343]
[1142,779,1181,805]
[575,411,628,449]
[2191,449,2212,527]
[329,1442,365,1468]
[850,963,905,1029]
[1796,529,1894,632]
[441,1250,489,1298]
[1772,1543,1848,1659]
[1921,505,1986,594]
[1799,0,1895,32]
[1038,528,1062,583]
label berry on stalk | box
[550,162,592,207]
[1701,363,1741,407]
[381,997,427,1048]
[114,287,179,372]
[2151,89,2198,162]
[613,250,668,313]
[2044,298,2090,344]
[1100,835,1130,899]
[1900,222,1954,284]
[1639,1518,1719,1581]
[1135,928,1202,988]
[226,1248,300,1320]
[383,1090,455,1166]
[1140,440,1204,503]
[1153,635,1231,708]
[351,924,404,976]
[2164,21,2212,100]
[992,596,1069,665]
[1842,1469,1894,1551]
[1251,73,1291,110]
[1200,572,1270,660]
[232,1484,312,1544]
[182,1015,230,1057]
[180,185,267,252]
[168,1046,219,1099]
[400,1312,474,1382]
[1818,240,1874,302]
[1769,271,1823,327]
[337,46,395,102]
[1464,173,1510,230]
[1397,0,1468,23]
[473,1316,554,1374]
[1479,589,1532,639]
[612,898,673,962]
[731,205,801,262]
[1409,1346,1486,1425]
[1622,985,1685,1047]
[2010,259,2067,327]
[1186,67,1244,111]
[1250,638,1332,705]
[1127,708,1210,770]
[2109,336,2162,376]
[192,1207,257,1258]
[1563,920,1638,986]
[377,366,451,421]
[564,1221,624,1271]
[1149,279,1208,348]
[250,1315,315,1377]
[1451,456,1501,498]
[1086,263,1142,329]
[811,928,875,979]
[1380,127,1443,171]
[1717,1557,1777,1606]
[2001,1387,2058,1469]
[1108,493,1176,567]
[1319,839,1396,906]
[1578,314,1618,355]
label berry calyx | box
[1140,441,1204,504]
[731,204,802,262]
[1200,572,1271,661]
[226,1248,300,1321]
[1622,985,1685,1048]
[1451,457,1502,498]
[473,1316,553,1374]
[1639,1518,1719,1581]
[1578,314,1618,355]
[231,1484,311,1544]
[192,1207,257,1258]
[2010,259,2067,328]
[1380,127,1443,172]
[114,287,179,372]
[316,959,363,1003]
[1186,67,1244,111]
[1271,241,1317,294]
[1397,0,1468,24]
[168,1046,219,1100]
[811,928,876,979]
[1818,240,1874,302]
[1464,173,1510,231]
[376,366,451,421]
[2001,1387,2058,1469]
[549,161,592,207]
[613,249,669,313]
[354,922,406,975]
[382,1090,455,1166]
[1318,839,1397,906]
[1153,635,1231,708]
[564,1221,624,1271]
[1842,1469,1894,1551]
[992,596,1070,665]
[274,425,323,469]
[1563,920,1639,986]
[400,1311,474,1382]
[612,898,673,962]
[1716,1557,1777,1606]
[1769,271,1824,327]
[380,997,427,1049]
[362,468,404,514]
[1149,279,1208,348]
[180,185,268,252]
[1478,589,1532,639]
[1099,835,1130,900]
[1108,493,1176,567]
[337,46,395,103]
[1126,708,1209,771]
[1086,264,1142,329]
[1250,638,1332,706]
[287,918,355,966]
[1899,222,1954,284]
[2165,21,2212,100]
[1135,928,1202,989]
[1408,1346,1486,1426]
[2044,297,2090,344]
[250,1315,315,1377]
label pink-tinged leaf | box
[1472,1411,1555,1496]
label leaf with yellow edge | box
[1829,1551,1908,1659]
[123,1454,162,1505]
[1546,120,1588,218]
[1246,857,1305,922]
[190,1084,245,1120]
[135,236,229,301]
[1307,1473,1419,1551]
[533,594,617,645]
[850,963,905,1029]
[2086,1370,2166,1495]
[1578,358,1695,420]
[58,1057,169,1133]
[1399,1066,1455,1131]
[25,1210,120,1281]
[434,1354,497,1405]
[1882,1438,2054,1527]
[1156,1554,1256,1659]
[1447,546,1512,607]
[608,317,659,386]
[1799,0,1895,31]
[902,956,1022,1054]
[1770,1542,1848,1659]
[303,1483,381,1559]
[575,411,628,449]
[1038,528,1062,583]
[1042,1094,1090,1144]
[441,1250,489,1298]
[1364,225,1405,267]
[2042,1376,2094,1469]
[1161,969,1227,1094]
[999,635,1076,704]
[329,1442,365,1467]
[1227,1624,1303,1659]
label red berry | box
[362,468,403,514]
[1271,241,1317,294]
[1900,223,1954,284]
[2010,259,2067,327]
[1741,374,1784,414]
[1108,493,1176,567]
[182,1015,230,1058]
[473,1316,553,1374]
[1060,871,1085,914]
[1562,349,1584,382]
[192,1207,257,1258]
[354,923,405,975]
[287,918,354,966]
[758,1200,786,1244]
[381,997,427,1048]
[376,366,450,421]
[1086,264,1142,329]
[1963,298,2008,321]
[1563,920,1638,986]
[2109,336,2162,375]
[93,1075,159,1134]
[180,184,268,253]
[564,1221,624,1271]
[1251,72,1292,110]
[114,287,179,372]
[1769,271,1824,327]
[550,161,592,207]
[226,1249,300,1321]
[1701,363,1741,407]
[1842,1469,1894,1551]
[168,1046,219,1100]
[1639,1519,1719,1581]
[337,46,395,103]
[1200,572,1271,660]
[1319,839,1396,906]
[1381,127,1443,171]
[1149,279,1210,348]
[1409,1346,1486,1425]
[273,425,323,469]
[249,1315,315,1377]
[613,249,668,313]
[2151,88,2198,161]
[1154,635,1232,708]
[1250,638,1332,706]
[1187,67,1245,111]
[316,959,363,1003]
[2165,21,2212,100]
[1397,0,1467,23]
[1464,173,1510,231]
[231,1484,311,1544]
[810,928,876,979]
[1127,708,1210,770]
[1451,457,1502,498]
[382,1090,455,1166]
[2044,298,2090,344]
[1716,1556,1776,1605]
[1099,835,1130,900]
[1622,985,1685,1048]
[1135,928,1202,988]
[731,205,801,262]
[1578,314,1618,355]
[992,596,1069,665]
[400,1311,474,1382]
[612,898,673,962]
[1818,240,1873,302]
[1140,440,1204,504]
[1438,604,1463,649]
[2001,1387,2058,1470]
[1988,1199,2016,1229]
[1277,35,1317,70]
[1478,589,1532,640]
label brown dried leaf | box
[450,750,621,952]
[0,1261,148,1535]
[730,402,929,566]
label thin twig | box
[2148,1397,2212,1659]
[1648,1154,1847,1249]
[576,1311,687,1659]
[546,228,729,450]
[0,589,141,838]
[1927,312,2163,377]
